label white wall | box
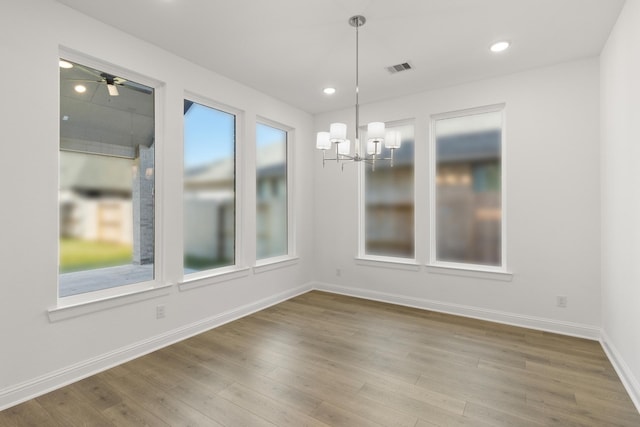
[0,0,314,408]
[600,0,640,409]
[314,58,602,337]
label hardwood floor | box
[1,291,639,426]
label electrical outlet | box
[556,296,567,308]
[156,304,166,319]
[336,268,341,277]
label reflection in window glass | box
[434,109,502,266]
[183,100,236,274]
[256,123,287,260]
[59,58,155,297]
[364,123,415,258]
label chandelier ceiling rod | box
[352,15,364,149]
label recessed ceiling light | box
[490,41,510,53]
[323,87,336,95]
[74,84,87,93]
[59,60,73,69]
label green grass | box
[60,238,132,273]
[184,255,232,271]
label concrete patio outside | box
[59,264,153,297]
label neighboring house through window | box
[431,104,505,270]
[183,99,236,275]
[256,122,288,260]
[361,122,415,259]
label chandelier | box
[316,15,402,170]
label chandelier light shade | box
[385,130,402,149]
[329,123,347,142]
[367,122,385,142]
[338,140,351,155]
[316,131,331,150]
[316,15,400,171]
[367,139,382,155]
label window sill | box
[179,267,251,291]
[426,264,513,281]
[48,283,173,322]
[355,257,421,271]
[253,256,300,274]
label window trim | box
[428,103,508,274]
[253,256,300,274]
[354,256,421,271]
[56,47,165,307]
[358,118,416,261]
[49,283,172,322]
[255,116,296,265]
[179,266,251,291]
[182,92,246,281]
[425,263,513,281]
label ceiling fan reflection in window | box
[60,59,152,97]
[99,72,124,96]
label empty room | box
[1,0,639,425]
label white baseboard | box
[0,282,313,411]
[600,330,640,413]
[313,282,601,340]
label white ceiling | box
[54,0,625,114]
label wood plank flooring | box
[1,291,639,426]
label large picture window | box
[256,123,288,260]
[362,122,415,259]
[431,105,504,269]
[183,100,236,274]
[59,58,155,297]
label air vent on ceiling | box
[386,62,413,74]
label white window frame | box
[428,103,508,274]
[254,117,296,269]
[180,92,246,288]
[54,47,165,311]
[357,119,417,265]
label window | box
[183,100,236,275]
[362,122,415,259]
[256,123,288,260]
[59,59,155,297]
[431,105,504,269]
